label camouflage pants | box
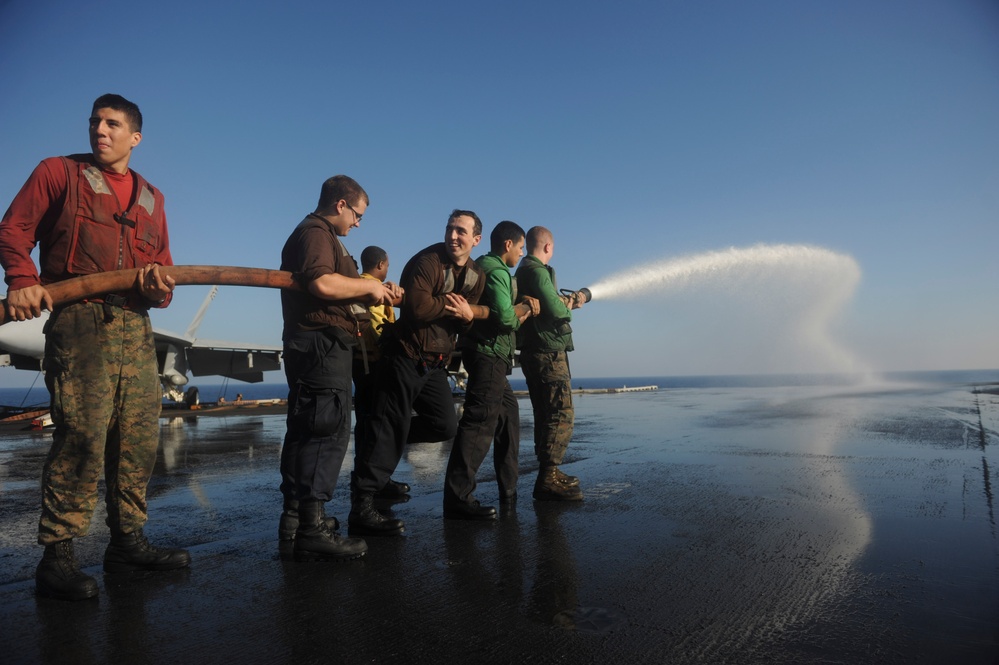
[519,350,574,466]
[39,302,161,544]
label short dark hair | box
[490,220,525,253]
[92,94,143,132]
[449,209,482,237]
[360,245,388,272]
[317,175,369,211]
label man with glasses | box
[278,175,400,561]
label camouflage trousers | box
[519,350,574,466]
[39,302,161,545]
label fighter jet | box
[0,286,281,403]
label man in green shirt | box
[443,221,538,518]
[515,226,586,501]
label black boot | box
[348,494,405,536]
[36,540,99,601]
[279,499,340,541]
[374,478,411,500]
[443,499,498,521]
[103,529,191,573]
[533,466,584,502]
[294,500,367,562]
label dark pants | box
[280,329,353,502]
[352,353,457,496]
[444,349,520,505]
[352,357,378,448]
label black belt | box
[83,293,133,322]
[101,293,129,308]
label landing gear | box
[184,386,200,407]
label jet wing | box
[181,340,283,383]
[1,287,284,394]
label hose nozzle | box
[560,287,592,304]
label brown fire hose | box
[0,265,301,326]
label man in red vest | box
[0,94,190,601]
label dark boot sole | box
[374,488,411,500]
[103,555,192,574]
[442,503,498,520]
[36,584,99,601]
[442,511,498,521]
[347,524,405,537]
[292,550,366,562]
[532,490,584,502]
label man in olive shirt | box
[444,221,538,519]
[515,226,586,501]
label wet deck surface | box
[1,381,998,664]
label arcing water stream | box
[586,244,867,376]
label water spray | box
[575,243,868,375]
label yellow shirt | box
[357,272,395,364]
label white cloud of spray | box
[587,244,868,376]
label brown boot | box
[36,540,99,601]
[533,466,584,502]
[553,467,580,487]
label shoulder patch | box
[137,185,156,215]
[82,166,111,195]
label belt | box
[92,293,130,308]
[82,292,138,322]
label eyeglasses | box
[345,201,363,223]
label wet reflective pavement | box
[1,381,997,664]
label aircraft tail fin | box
[185,286,219,339]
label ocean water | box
[2,368,996,408]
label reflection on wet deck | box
[0,381,996,663]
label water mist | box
[585,244,868,376]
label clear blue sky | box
[1,0,997,386]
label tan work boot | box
[533,466,584,501]
[553,466,579,487]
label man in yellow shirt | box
[353,246,409,499]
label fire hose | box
[0,265,301,326]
